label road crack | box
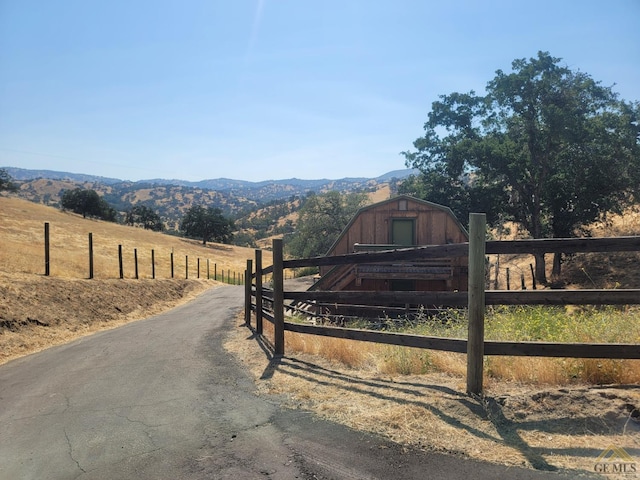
[63,427,86,475]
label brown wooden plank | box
[266,236,640,272]
[282,289,640,306]
[282,243,469,269]
[284,290,468,306]
[283,322,468,353]
[485,341,640,359]
[486,289,640,305]
[486,236,640,255]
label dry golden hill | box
[0,196,270,364]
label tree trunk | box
[552,252,562,278]
[534,253,547,285]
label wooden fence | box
[244,213,640,395]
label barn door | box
[391,219,415,246]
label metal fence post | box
[88,232,93,279]
[44,222,50,276]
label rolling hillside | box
[0,196,271,364]
[4,167,409,236]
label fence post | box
[171,251,174,278]
[88,232,93,279]
[529,263,536,290]
[118,245,124,279]
[255,249,263,335]
[151,249,155,279]
[245,259,253,325]
[186,255,188,279]
[207,259,210,279]
[44,222,50,276]
[214,263,217,281]
[273,239,285,355]
[197,258,200,279]
[467,213,486,395]
[134,248,139,279]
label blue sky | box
[1,0,639,182]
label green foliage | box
[294,266,319,278]
[342,306,639,382]
[234,196,300,243]
[402,51,640,281]
[0,169,18,192]
[60,188,118,222]
[180,205,234,244]
[286,191,369,258]
[125,205,164,231]
[231,231,258,248]
[383,305,640,345]
[483,305,640,344]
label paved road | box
[0,286,588,479]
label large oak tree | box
[180,205,234,245]
[60,188,118,222]
[402,52,640,283]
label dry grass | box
[0,196,270,279]
[226,317,640,474]
[0,196,267,363]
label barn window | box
[398,199,408,211]
[391,219,415,246]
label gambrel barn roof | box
[325,194,468,257]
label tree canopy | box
[286,191,369,258]
[180,205,234,244]
[402,51,640,283]
[0,169,18,193]
[60,188,118,222]
[125,205,164,231]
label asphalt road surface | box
[0,286,588,479]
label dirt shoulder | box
[0,272,213,365]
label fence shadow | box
[240,323,639,474]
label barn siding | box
[318,196,469,291]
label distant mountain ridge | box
[3,167,416,235]
[3,167,418,195]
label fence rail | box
[245,215,640,394]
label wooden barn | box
[315,195,469,292]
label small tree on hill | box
[125,205,164,231]
[180,205,234,244]
[0,169,18,193]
